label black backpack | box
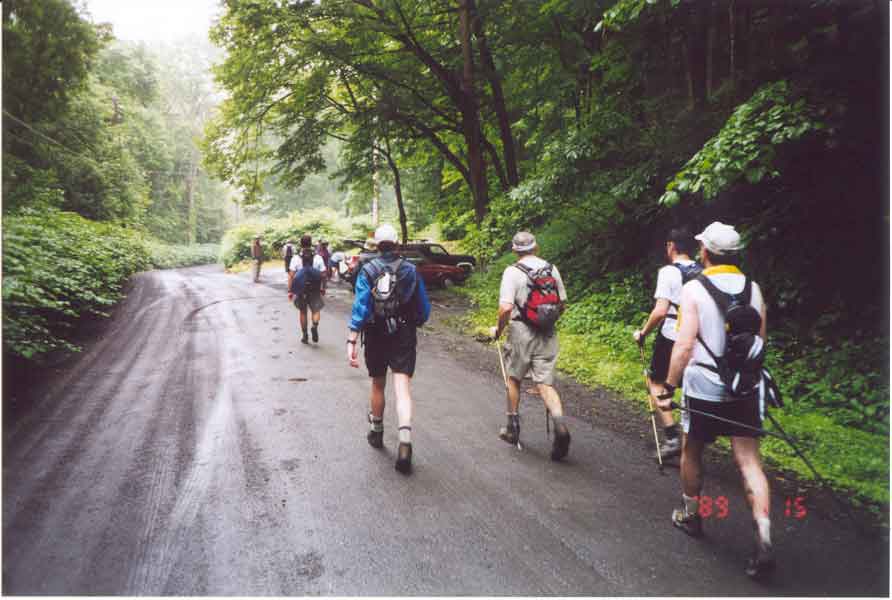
[694,274,768,399]
[362,257,416,334]
[665,261,703,321]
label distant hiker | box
[317,239,331,276]
[490,231,571,461]
[329,249,346,281]
[655,222,773,579]
[633,227,702,459]
[290,234,326,278]
[351,238,379,292]
[289,245,326,344]
[346,224,431,475]
[282,239,296,286]
[251,236,263,283]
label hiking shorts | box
[505,320,558,386]
[294,291,324,313]
[682,395,763,443]
[364,323,417,378]
[649,331,674,382]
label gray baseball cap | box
[512,231,536,252]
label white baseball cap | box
[695,222,744,255]
[374,224,398,244]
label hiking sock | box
[683,493,700,516]
[301,329,309,344]
[398,426,412,444]
[551,414,567,430]
[664,424,680,440]
[369,414,384,433]
[311,323,319,343]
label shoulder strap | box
[695,273,731,315]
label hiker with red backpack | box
[633,227,702,460]
[654,222,775,579]
[346,224,431,475]
[490,231,571,461]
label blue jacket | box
[349,253,431,332]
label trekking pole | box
[668,401,793,443]
[495,339,522,451]
[637,339,664,472]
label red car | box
[342,249,466,289]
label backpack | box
[694,274,767,399]
[514,262,562,332]
[665,261,704,320]
[283,244,294,263]
[362,257,416,334]
[290,265,321,298]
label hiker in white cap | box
[655,221,774,579]
[346,224,431,475]
[490,231,571,461]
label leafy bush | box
[3,209,221,361]
[220,208,364,268]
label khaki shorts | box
[504,320,559,385]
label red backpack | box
[514,262,562,331]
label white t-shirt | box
[682,269,764,402]
[499,255,568,320]
[654,260,696,341]
[289,253,325,273]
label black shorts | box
[364,323,417,378]
[649,331,674,382]
[682,395,763,443]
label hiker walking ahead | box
[491,231,571,461]
[288,245,326,345]
[655,222,773,579]
[251,236,264,283]
[346,224,431,475]
[633,227,702,459]
[289,235,326,284]
[282,239,296,287]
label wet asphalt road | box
[3,264,888,595]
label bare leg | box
[506,377,521,413]
[298,309,308,333]
[369,376,386,419]
[680,435,705,498]
[732,436,771,524]
[536,383,563,416]
[649,380,676,428]
[311,310,321,327]
[392,373,413,430]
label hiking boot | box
[745,543,776,580]
[395,442,413,474]
[551,424,571,461]
[301,331,309,344]
[367,430,384,449]
[311,325,319,343]
[657,436,681,460]
[671,507,704,537]
[498,414,520,445]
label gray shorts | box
[504,320,559,385]
[294,291,324,313]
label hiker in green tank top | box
[490,231,571,461]
[655,222,774,580]
[633,227,702,459]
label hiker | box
[251,236,263,283]
[317,239,331,278]
[346,224,431,475]
[282,239,296,287]
[633,227,702,459]
[290,235,326,278]
[655,221,773,579]
[351,238,379,292]
[490,231,571,461]
[329,249,346,281]
[288,244,326,344]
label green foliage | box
[219,208,365,268]
[660,81,829,205]
[3,210,219,362]
[144,242,220,270]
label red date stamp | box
[690,495,807,519]
[785,496,807,519]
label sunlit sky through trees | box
[83,0,222,43]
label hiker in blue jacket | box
[346,224,431,475]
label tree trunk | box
[382,142,408,244]
[470,0,519,187]
[371,145,380,226]
[705,0,716,100]
[729,0,736,96]
[458,0,488,223]
[684,1,709,110]
[185,158,198,244]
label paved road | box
[3,265,888,595]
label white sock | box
[756,516,772,547]
[398,426,411,444]
[368,414,383,432]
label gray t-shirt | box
[498,255,568,320]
